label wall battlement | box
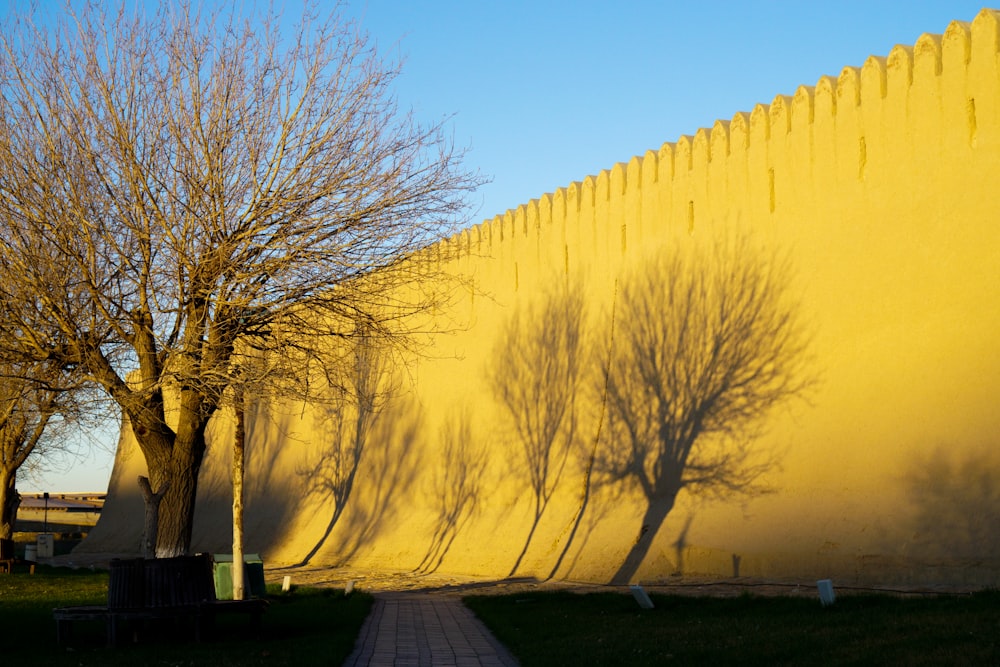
[444,9,998,280]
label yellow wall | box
[87,9,1000,587]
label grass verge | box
[465,589,1000,666]
[0,564,372,666]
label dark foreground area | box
[0,565,372,667]
[3,564,999,666]
[465,589,1000,666]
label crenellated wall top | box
[443,8,1000,259]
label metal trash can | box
[24,544,37,562]
[212,553,266,600]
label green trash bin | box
[212,554,266,600]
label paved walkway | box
[342,593,520,667]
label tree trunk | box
[154,467,198,557]
[232,389,246,600]
[125,385,211,559]
[143,434,206,558]
[0,467,20,541]
[138,476,169,559]
[609,495,677,585]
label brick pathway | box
[342,593,520,667]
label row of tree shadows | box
[201,239,998,582]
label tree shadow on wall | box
[547,474,620,581]
[489,280,588,577]
[904,446,1000,561]
[241,402,316,550]
[597,238,813,585]
[414,408,489,574]
[293,332,398,567]
[328,397,422,566]
[191,398,310,554]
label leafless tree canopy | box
[0,1,480,554]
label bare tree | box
[224,339,282,599]
[0,269,99,540]
[599,238,812,584]
[0,357,97,540]
[230,380,248,599]
[490,282,587,576]
[0,375,57,540]
[0,2,479,556]
[0,214,106,540]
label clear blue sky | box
[18,1,988,492]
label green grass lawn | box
[465,589,1000,666]
[0,564,372,666]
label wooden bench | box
[53,555,268,646]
